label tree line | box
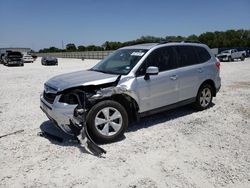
[38,29,250,53]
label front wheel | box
[241,56,245,61]
[228,56,233,62]
[86,100,128,143]
[194,84,213,110]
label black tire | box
[86,100,128,143]
[193,84,213,111]
[228,56,233,62]
[241,56,245,61]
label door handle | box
[197,68,204,73]
[170,75,178,80]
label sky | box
[0,0,249,51]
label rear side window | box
[175,46,199,67]
[194,46,211,63]
[136,46,177,76]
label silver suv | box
[40,42,221,143]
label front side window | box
[136,47,177,76]
[91,49,147,75]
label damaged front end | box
[40,71,139,155]
[40,73,140,134]
[40,88,107,156]
[40,76,119,136]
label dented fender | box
[89,76,140,107]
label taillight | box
[215,58,220,70]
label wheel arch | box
[199,79,216,97]
[95,94,140,123]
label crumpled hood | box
[45,70,119,92]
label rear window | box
[175,46,199,67]
[194,46,211,63]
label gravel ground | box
[0,58,249,188]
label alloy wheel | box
[199,88,212,107]
[94,107,123,136]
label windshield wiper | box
[90,69,107,73]
[90,69,119,75]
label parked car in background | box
[3,51,23,66]
[31,55,38,61]
[22,54,34,63]
[217,49,246,62]
[245,49,250,57]
[41,56,58,65]
[0,53,5,64]
[40,41,221,143]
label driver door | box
[133,47,179,113]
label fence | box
[35,51,113,59]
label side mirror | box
[145,66,159,80]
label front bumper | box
[23,60,33,63]
[40,94,78,135]
[44,61,57,65]
[217,56,228,62]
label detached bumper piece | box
[68,115,106,157]
[77,126,106,157]
[39,99,106,157]
[38,122,106,157]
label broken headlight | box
[59,93,79,104]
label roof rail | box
[158,40,202,45]
[158,40,181,44]
[182,40,201,44]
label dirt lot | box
[0,58,249,188]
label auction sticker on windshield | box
[131,52,145,56]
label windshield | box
[8,52,22,57]
[46,56,56,60]
[91,49,148,75]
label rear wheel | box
[241,56,245,61]
[86,100,128,143]
[194,84,213,110]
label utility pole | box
[62,40,64,49]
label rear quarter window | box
[194,46,211,63]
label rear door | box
[134,46,179,112]
[174,45,206,101]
